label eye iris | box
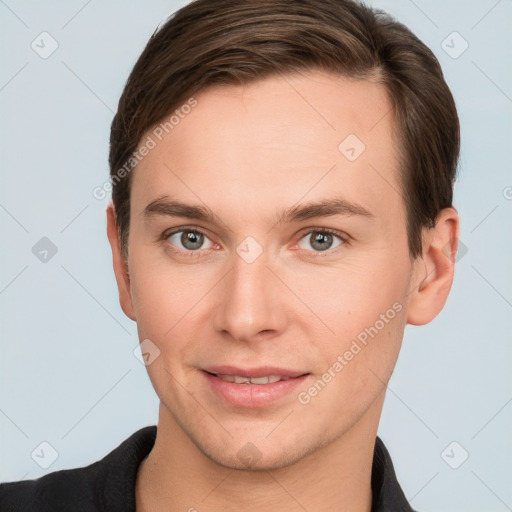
[311,232,332,251]
[182,231,203,250]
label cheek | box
[128,245,209,336]
[298,250,411,402]
[298,302,407,426]
[128,256,202,391]
[309,258,408,341]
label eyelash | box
[296,228,349,256]
[159,226,349,258]
[159,226,217,258]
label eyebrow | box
[276,197,373,224]
[143,197,215,223]
[142,195,374,226]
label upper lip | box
[202,365,308,378]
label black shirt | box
[0,426,416,511]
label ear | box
[407,207,460,326]
[106,202,136,321]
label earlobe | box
[106,202,136,321]
[407,207,460,326]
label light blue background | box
[1,1,511,511]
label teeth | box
[216,374,290,384]
[251,376,273,384]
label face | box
[118,69,422,470]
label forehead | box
[130,69,402,228]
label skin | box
[106,69,459,511]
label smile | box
[201,367,310,408]
[212,373,292,384]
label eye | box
[165,228,216,252]
[297,229,347,253]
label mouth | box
[201,366,310,408]
[204,372,294,384]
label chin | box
[207,447,303,472]
[196,431,326,472]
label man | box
[0,0,460,510]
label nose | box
[212,247,288,343]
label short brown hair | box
[109,0,459,260]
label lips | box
[201,365,310,408]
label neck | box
[135,399,383,512]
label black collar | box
[371,436,416,511]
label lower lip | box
[202,371,309,408]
